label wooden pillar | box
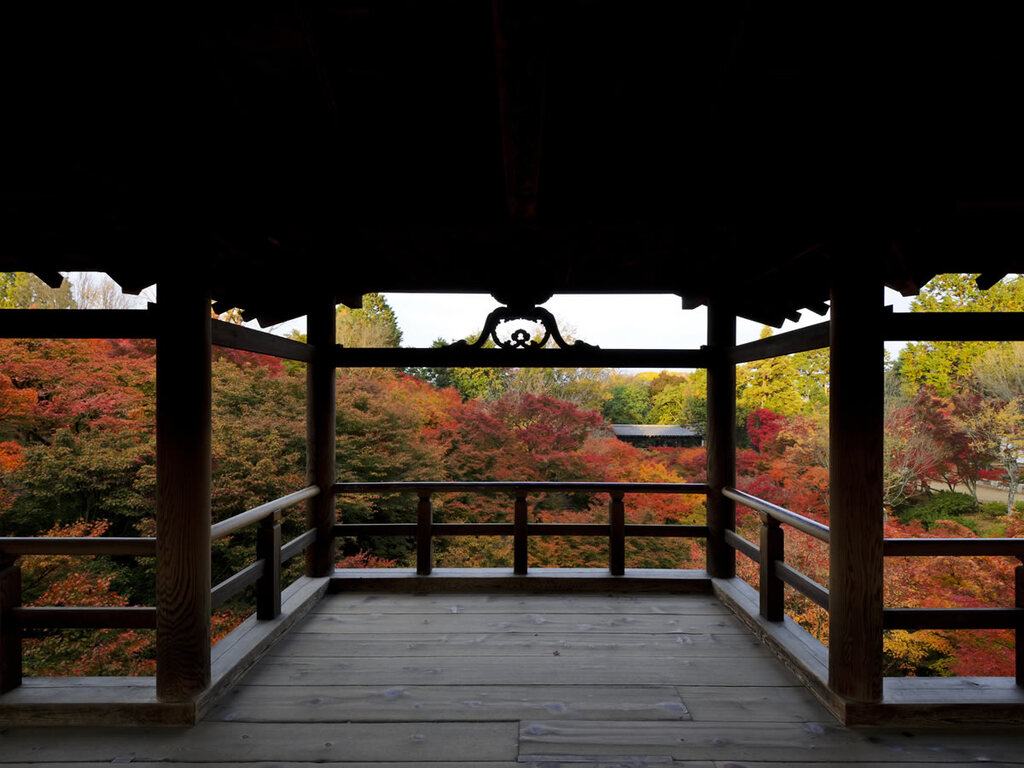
[706,301,736,578]
[828,266,884,703]
[155,276,212,701]
[0,559,21,693]
[1016,563,1023,686]
[306,294,337,577]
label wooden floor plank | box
[296,612,750,634]
[26,764,527,768]
[1,765,526,768]
[710,764,1024,768]
[268,630,770,659]
[241,655,800,687]
[3,590,1021,766]
[0,722,518,763]
[208,684,690,722]
[313,593,731,615]
[676,685,835,723]
[518,719,1024,762]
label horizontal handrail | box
[725,529,759,563]
[723,487,830,543]
[280,528,318,564]
[12,606,157,630]
[884,538,1024,559]
[335,480,707,577]
[336,522,709,538]
[0,537,156,557]
[211,560,266,610]
[884,607,1024,631]
[211,485,320,541]
[335,481,708,494]
[776,562,830,611]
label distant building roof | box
[611,424,699,438]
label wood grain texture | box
[242,655,798,687]
[155,276,212,701]
[266,631,767,659]
[0,722,518,762]
[308,593,732,615]
[293,611,750,635]
[0,563,21,692]
[517,718,1024,762]
[208,684,691,722]
[305,294,336,577]
[705,301,736,579]
[828,271,885,703]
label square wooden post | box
[828,266,884,703]
[760,514,784,622]
[306,294,337,577]
[256,511,282,620]
[417,491,433,576]
[513,491,529,575]
[608,491,626,576]
[706,301,736,578]
[0,559,22,693]
[155,276,212,702]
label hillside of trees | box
[1,272,1022,679]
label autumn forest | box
[1,272,1022,680]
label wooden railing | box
[334,481,709,576]
[0,486,320,694]
[209,486,320,618]
[723,486,1024,685]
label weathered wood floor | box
[2,590,1023,766]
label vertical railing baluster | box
[0,556,21,693]
[514,490,528,575]
[256,510,282,620]
[760,513,784,621]
[417,490,433,576]
[609,491,625,576]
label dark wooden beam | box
[0,537,156,557]
[729,321,830,364]
[155,276,212,702]
[333,346,710,370]
[306,294,337,577]
[828,267,884,703]
[0,309,156,338]
[13,606,157,630]
[884,312,1024,341]
[211,319,314,362]
[0,563,21,693]
[884,607,1023,631]
[493,0,554,219]
[705,301,736,578]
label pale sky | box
[69,273,912,372]
[271,289,913,372]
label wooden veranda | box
[1,0,1023,744]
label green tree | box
[602,382,652,423]
[650,370,707,434]
[736,328,804,417]
[336,293,403,348]
[970,342,1024,514]
[898,274,1024,396]
[0,272,76,309]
